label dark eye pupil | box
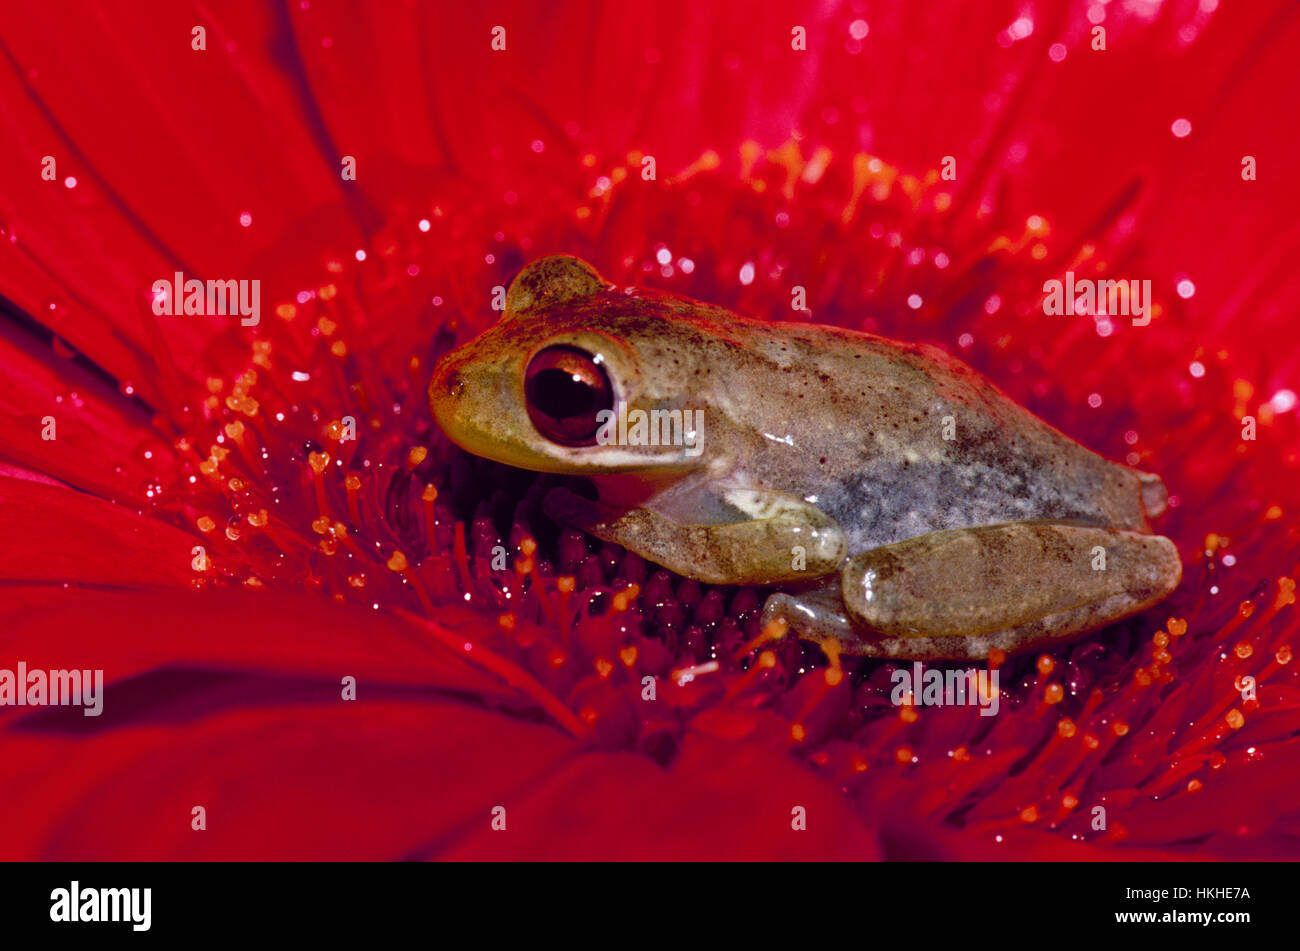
[528,368,601,419]
[524,345,614,446]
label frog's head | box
[430,255,707,475]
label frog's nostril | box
[442,369,464,398]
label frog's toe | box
[762,586,857,644]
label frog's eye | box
[524,345,614,446]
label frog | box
[429,254,1181,660]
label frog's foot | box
[544,485,846,586]
[761,578,1014,661]
[827,521,1181,660]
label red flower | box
[1,0,1297,859]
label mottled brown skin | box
[431,255,1181,660]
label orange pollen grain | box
[758,651,778,669]
[594,658,614,678]
[387,551,409,572]
[1234,642,1253,659]
[790,723,806,743]
[196,516,216,533]
[406,447,428,468]
[1036,655,1054,676]
[308,451,330,474]
[618,646,638,667]
[1044,684,1064,704]
[895,747,915,765]
[421,484,437,502]
[1277,646,1293,665]
[1057,718,1077,738]
[1225,708,1245,729]
[1020,806,1039,824]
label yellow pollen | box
[319,539,337,555]
[498,613,516,631]
[347,574,366,589]
[894,747,914,765]
[227,478,245,492]
[275,303,296,320]
[757,650,777,669]
[520,537,538,557]
[1112,721,1130,736]
[1019,806,1039,824]
[421,484,437,502]
[330,341,348,358]
[196,516,216,533]
[387,551,409,572]
[308,451,330,473]
[1187,779,1203,792]
[1234,642,1253,659]
[556,576,576,594]
[345,473,362,492]
[224,421,245,440]
[1062,794,1079,810]
[318,283,337,301]
[311,516,330,535]
[1044,684,1064,704]
[246,509,268,527]
[317,317,337,336]
[618,646,638,667]
[1057,718,1076,738]
[1036,655,1054,675]
[1225,709,1245,729]
[790,723,806,742]
[1277,646,1293,665]
[206,377,223,393]
[406,446,428,467]
[595,658,614,678]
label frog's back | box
[702,314,1161,553]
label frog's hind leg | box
[827,522,1181,660]
[761,576,1007,661]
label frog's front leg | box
[544,485,846,585]
[765,521,1181,660]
